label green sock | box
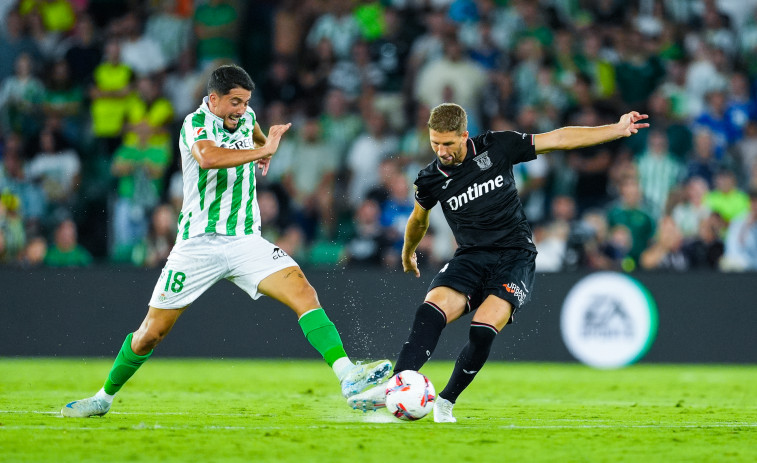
[298,308,348,367]
[102,333,153,395]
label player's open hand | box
[264,123,292,155]
[403,252,420,278]
[617,111,650,137]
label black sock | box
[440,322,498,403]
[394,302,447,373]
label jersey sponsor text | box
[445,175,505,211]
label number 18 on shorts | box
[150,267,192,308]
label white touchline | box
[1,423,756,431]
[1,411,756,431]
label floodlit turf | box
[1,359,755,463]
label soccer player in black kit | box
[349,103,649,422]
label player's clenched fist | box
[403,252,420,278]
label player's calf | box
[439,322,498,402]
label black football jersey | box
[414,130,538,253]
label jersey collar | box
[436,163,451,177]
[467,137,476,157]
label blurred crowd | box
[1,0,757,273]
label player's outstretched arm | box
[533,111,649,155]
[402,202,431,278]
[192,123,291,169]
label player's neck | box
[456,140,469,165]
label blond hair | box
[428,103,467,134]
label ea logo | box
[560,272,657,369]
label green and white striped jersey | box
[176,97,260,240]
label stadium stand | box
[0,0,756,272]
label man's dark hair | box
[428,103,467,134]
[207,64,255,96]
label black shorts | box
[428,248,536,322]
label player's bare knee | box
[132,328,165,354]
[279,281,320,317]
[293,283,320,312]
[427,287,466,311]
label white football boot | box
[347,383,387,411]
[340,360,392,398]
[433,397,457,423]
[61,396,111,417]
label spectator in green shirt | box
[0,190,26,263]
[721,189,757,271]
[614,30,666,108]
[193,0,239,68]
[122,76,174,154]
[0,52,45,137]
[42,59,84,143]
[705,169,750,224]
[110,77,174,261]
[44,219,92,267]
[89,39,133,155]
[19,0,76,33]
[635,130,684,219]
[607,176,656,265]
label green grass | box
[1,359,755,463]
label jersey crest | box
[473,151,492,171]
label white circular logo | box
[561,272,658,369]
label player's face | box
[209,87,252,132]
[429,129,468,166]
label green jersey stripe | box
[244,163,255,234]
[205,169,227,233]
[191,112,207,139]
[182,212,191,239]
[180,126,189,151]
[226,165,245,234]
[198,167,208,210]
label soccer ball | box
[385,370,435,421]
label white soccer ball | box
[385,370,436,421]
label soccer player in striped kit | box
[349,103,649,422]
[62,65,391,417]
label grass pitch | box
[1,359,755,463]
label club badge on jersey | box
[473,152,492,170]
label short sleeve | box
[490,130,536,165]
[187,111,216,145]
[414,173,437,210]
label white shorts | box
[148,233,298,309]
